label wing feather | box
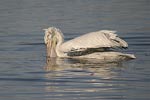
[60,30,128,53]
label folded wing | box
[60,30,128,56]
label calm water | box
[0,0,150,100]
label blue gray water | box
[0,0,150,100]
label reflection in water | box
[44,57,124,78]
[43,57,126,99]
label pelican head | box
[44,27,64,57]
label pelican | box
[44,27,135,62]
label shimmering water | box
[0,0,150,100]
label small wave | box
[18,42,44,45]
[130,43,150,46]
[123,36,150,40]
[0,77,45,82]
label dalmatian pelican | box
[44,27,135,62]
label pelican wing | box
[60,30,128,55]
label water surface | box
[0,0,150,100]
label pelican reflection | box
[43,57,125,98]
[44,57,124,78]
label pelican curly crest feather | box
[44,27,135,62]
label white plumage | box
[44,27,135,62]
[60,30,128,52]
